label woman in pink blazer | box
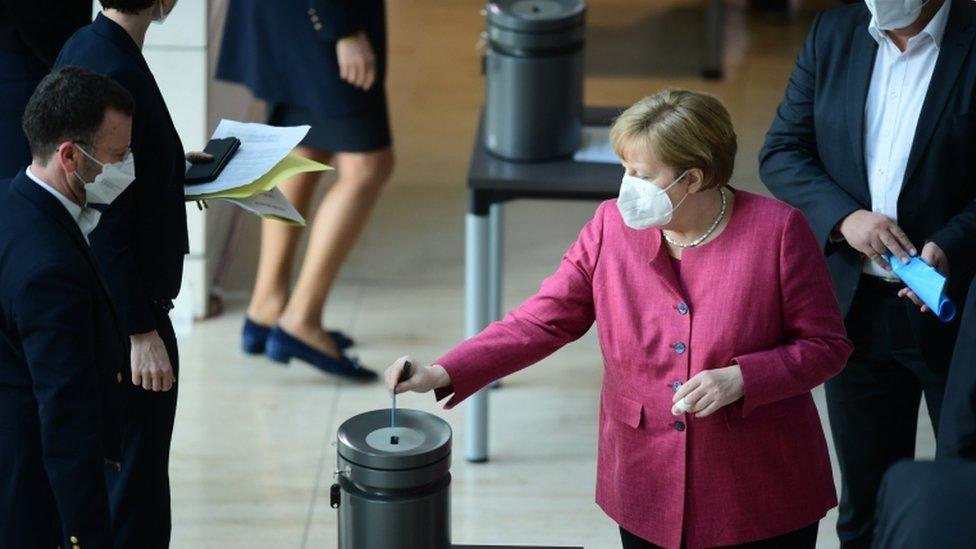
[386,89,853,549]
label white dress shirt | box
[25,166,101,243]
[862,0,950,278]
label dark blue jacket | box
[216,0,387,117]
[760,0,976,371]
[0,0,90,178]
[0,172,128,549]
[55,14,188,335]
[939,277,976,460]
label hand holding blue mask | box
[886,253,956,322]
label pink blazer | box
[434,190,852,548]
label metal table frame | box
[463,106,625,462]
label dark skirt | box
[267,98,391,153]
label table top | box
[467,106,625,213]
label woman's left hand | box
[672,365,744,418]
[186,151,214,164]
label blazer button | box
[677,302,689,315]
[70,536,79,544]
[674,421,686,432]
[672,381,682,392]
[674,342,687,354]
[314,22,323,31]
[116,372,123,384]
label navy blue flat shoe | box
[264,327,377,381]
[242,317,272,355]
[327,330,356,350]
[243,318,355,354]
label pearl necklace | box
[663,187,728,249]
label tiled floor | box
[172,0,936,547]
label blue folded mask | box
[886,254,956,323]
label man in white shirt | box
[760,0,976,547]
[0,66,134,549]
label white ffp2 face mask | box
[865,0,929,30]
[616,170,690,230]
[74,145,137,206]
[153,0,178,24]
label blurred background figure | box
[0,0,91,179]
[217,0,394,381]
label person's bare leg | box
[246,146,334,326]
[277,148,394,355]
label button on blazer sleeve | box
[734,208,854,416]
[310,0,364,41]
[12,264,112,547]
[759,12,864,250]
[433,203,606,408]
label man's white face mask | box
[864,0,929,31]
[73,144,136,206]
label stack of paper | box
[184,120,334,226]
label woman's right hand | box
[336,31,376,91]
[385,356,452,394]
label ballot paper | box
[185,154,330,201]
[184,120,332,223]
[184,120,313,196]
[224,187,306,226]
[573,126,620,164]
[886,254,957,323]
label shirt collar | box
[868,0,951,49]
[26,166,83,221]
[25,166,101,240]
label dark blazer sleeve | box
[310,0,365,41]
[928,201,976,278]
[937,278,976,460]
[759,12,865,251]
[90,69,158,335]
[12,263,112,547]
[0,0,90,66]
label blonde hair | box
[610,89,737,190]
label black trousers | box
[106,308,179,549]
[619,522,818,549]
[827,277,948,549]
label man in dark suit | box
[760,0,976,546]
[0,0,91,178]
[0,67,133,549]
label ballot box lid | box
[486,0,586,33]
[337,409,452,471]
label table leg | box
[489,204,504,322]
[488,204,504,391]
[465,211,491,463]
[702,0,724,79]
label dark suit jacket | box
[215,0,387,118]
[55,14,188,335]
[938,278,976,459]
[0,1,90,179]
[874,459,976,548]
[760,0,976,371]
[0,172,128,549]
[0,0,90,66]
